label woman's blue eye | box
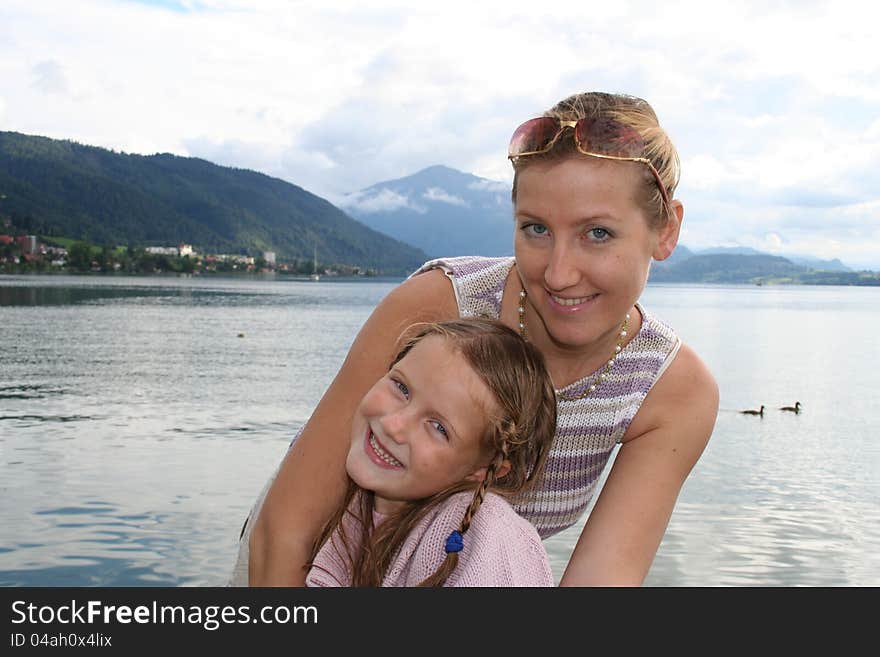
[587,227,610,241]
[394,379,409,398]
[522,223,548,237]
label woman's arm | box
[248,268,458,585]
[558,344,719,586]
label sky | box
[2,0,879,269]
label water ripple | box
[2,278,877,587]
[0,414,97,424]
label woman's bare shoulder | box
[669,342,718,400]
[385,267,458,321]
[624,342,719,450]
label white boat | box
[310,245,320,281]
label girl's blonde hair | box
[308,317,557,586]
[511,91,681,227]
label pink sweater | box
[306,491,554,587]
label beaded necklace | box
[518,288,630,402]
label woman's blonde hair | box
[511,91,681,227]
[308,317,557,586]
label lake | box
[1,274,877,586]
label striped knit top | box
[410,256,682,539]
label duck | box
[740,405,764,416]
[780,401,801,413]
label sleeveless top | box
[409,256,682,539]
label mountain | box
[664,244,695,266]
[649,253,807,283]
[337,165,859,279]
[2,135,865,281]
[693,246,851,272]
[785,255,851,272]
[695,246,766,256]
[339,165,514,258]
[650,252,879,284]
[649,245,861,283]
[0,131,427,274]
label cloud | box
[183,136,279,169]
[122,0,190,11]
[339,189,425,214]
[762,233,785,250]
[31,60,68,95]
[767,189,862,209]
[468,179,509,193]
[121,0,248,11]
[422,187,468,207]
[678,193,880,269]
[1,0,879,268]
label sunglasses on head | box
[507,116,670,209]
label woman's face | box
[513,156,679,351]
[346,335,496,515]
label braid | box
[417,432,512,587]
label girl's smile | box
[363,428,404,469]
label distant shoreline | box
[0,271,408,284]
[2,271,878,288]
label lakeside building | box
[213,254,255,266]
[145,244,195,257]
[145,246,178,256]
[16,235,38,255]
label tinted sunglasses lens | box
[575,118,645,158]
[509,117,560,157]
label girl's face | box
[346,335,497,515]
[513,156,679,350]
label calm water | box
[1,274,877,587]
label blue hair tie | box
[444,530,464,553]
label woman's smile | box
[546,290,600,313]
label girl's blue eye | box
[431,421,448,438]
[394,379,409,398]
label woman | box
[244,91,719,586]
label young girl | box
[304,318,557,587]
